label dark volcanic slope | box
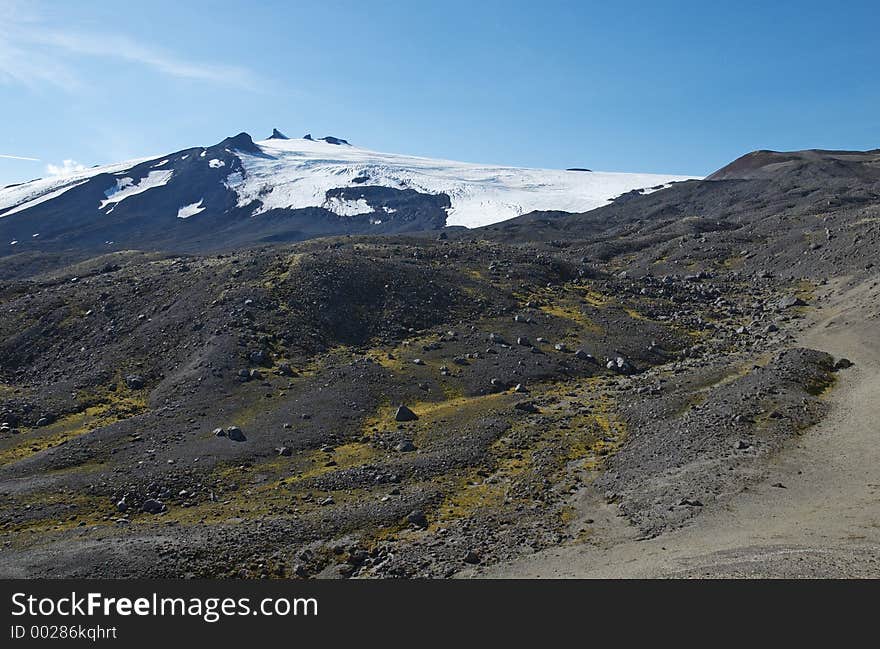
[707,148,880,180]
[476,148,880,280]
[0,133,451,259]
[0,147,876,578]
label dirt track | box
[477,276,880,578]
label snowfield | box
[0,135,698,228]
[235,138,698,227]
[0,158,150,218]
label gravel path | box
[477,276,880,578]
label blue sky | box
[1,0,878,185]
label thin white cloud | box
[46,160,86,176]
[0,153,41,161]
[29,30,258,89]
[0,2,258,91]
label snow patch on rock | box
[101,170,173,210]
[177,199,206,219]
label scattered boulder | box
[463,550,481,564]
[142,499,166,514]
[606,356,635,374]
[226,426,247,442]
[834,358,854,371]
[514,401,540,414]
[395,405,419,422]
[394,440,417,452]
[277,363,296,376]
[277,446,292,456]
[776,295,807,310]
[124,375,145,389]
[405,510,428,528]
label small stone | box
[394,440,417,452]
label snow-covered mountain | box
[0,130,696,255]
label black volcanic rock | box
[268,128,289,140]
[217,132,262,155]
[319,136,350,146]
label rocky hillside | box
[0,147,874,578]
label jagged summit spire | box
[268,128,289,140]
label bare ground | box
[474,275,880,578]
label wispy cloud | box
[0,2,258,91]
[46,160,86,176]
[0,153,41,161]
[28,30,258,89]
